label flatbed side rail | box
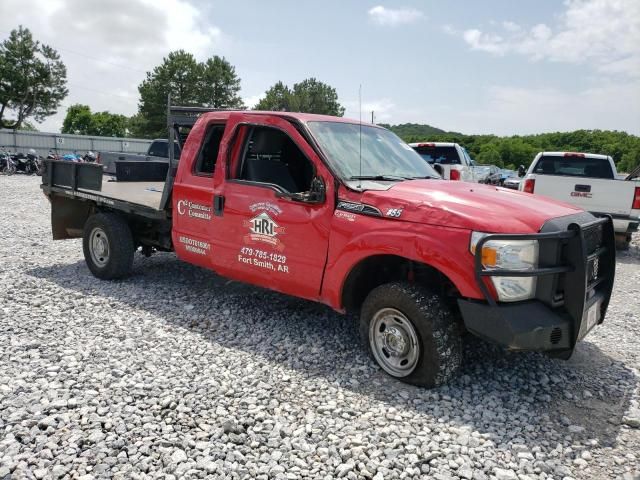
[42,159,103,191]
[41,160,168,221]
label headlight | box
[470,232,539,302]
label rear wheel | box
[83,213,134,279]
[360,282,462,388]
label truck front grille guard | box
[473,229,575,308]
[472,216,615,348]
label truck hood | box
[360,180,583,233]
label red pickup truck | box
[41,106,616,387]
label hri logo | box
[243,212,286,250]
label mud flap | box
[51,195,92,239]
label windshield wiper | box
[349,175,408,181]
[407,175,437,179]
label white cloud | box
[243,94,263,109]
[0,0,228,133]
[343,98,396,123]
[368,6,424,27]
[461,0,640,77]
[455,83,640,135]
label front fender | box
[320,215,483,310]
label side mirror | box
[276,176,326,204]
[517,165,526,177]
[308,176,326,203]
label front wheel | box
[82,213,134,279]
[4,162,16,175]
[360,282,462,388]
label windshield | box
[533,156,614,179]
[307,121,439,180]
[412,145,461,165]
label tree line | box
[384,124,640,173]
[1,26,638,172]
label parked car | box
[520,151,640,249]
[499,169,517,185]
[42,108,616,388]
[503,176,521,190]
[409,142,476,182]
[98,139,181,175]
[474,165,501,185]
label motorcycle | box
[0,150,17,175]
[11,152,33,174]
[26,149,44,176]
[83,151,98,163]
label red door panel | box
[208,116,334,300]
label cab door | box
[208,115,334,300]
[172,119,227,269]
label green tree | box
[61,104,93,135]
[255,78,345,116]
[198,56,244,108]
[18,121,38,131]
[90,111,128,137]
[255,81,293,111]
[290,78,345,116]
[0,26,68,129]
[136,51,245,138]
[137,50,202,138]
[476,143,502,166]
[126,113,149,139]
[61,104,128,137]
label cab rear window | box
[148,141,181,159]
[412,146,461,165]
[533,156,614,179]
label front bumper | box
[592,212,639,234]
[458,214,615,357]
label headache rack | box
[472,215,615,351]
[159,96,235,211]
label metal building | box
[0,130,152,158]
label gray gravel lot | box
[1,175,639,480]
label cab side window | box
[194,124,225,176]
[237,126,313,193]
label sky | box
[1,0,638,136]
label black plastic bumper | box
[459,214,615,356]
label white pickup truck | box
[520,152,640,249]
[409,142,476,182]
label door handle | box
[213,195,225,216]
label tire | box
[360,282,462,388]
[82,213,134,279]
[615,233,631,251]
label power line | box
[67,82,137,101]
[56,47,149,75]
[0,28,149,75]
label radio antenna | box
[358,84,362,189]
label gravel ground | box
[1,175,639,480]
